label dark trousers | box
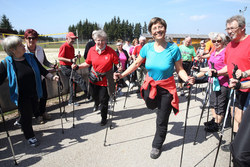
[152,87,173,149]
[39,79,47,116]
[89,83,109,120]
[230,105,250,166]
[61,65,87,103]
[178,61,192,83]
[18,96,39,139]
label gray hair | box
[139,36,146,41]
[226,15,246,28]
[1,36,23,56]
[92,30,98,38]
[211,32,227,44]
[92,30,107,41]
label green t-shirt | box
[179,45,196,61]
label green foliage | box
[74,16,146,42]
[68,19,101,41]
[0,14,13,30]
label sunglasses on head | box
[212,40,222,43]
[27,37,37,40]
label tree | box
[18,29,25,35]
[0,14,13,30]
[134,23,142,39]
[142,22,147,34]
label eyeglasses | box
[27,37,37,40]
[212,40,222,43]
[225,27,239,31]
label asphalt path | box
[0,84,232,167]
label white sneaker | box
[14,120,21,127]
[68,102,80,106]
[129,83,135,90]
[27,137,40,147]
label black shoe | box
[100,118,107,126]
[150,147,162,159]
[204,118,215,126]
[93,105,99,112]
[221,143,230,152]
[204,123,220,132]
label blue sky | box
[0,0,249,37]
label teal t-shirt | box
[140,42,181,81]
[179,45,196,61]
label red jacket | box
[141,74,179,115]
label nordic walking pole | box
[76,29,80,64]
[123,61,134,109]
[213,88,234,167]
[55,61,65,134]
[229,64,239,167]
[0,106,18,165]
[70,59,77,128]
[180,70,193,167]
[104,79,118,146]
[123,75,132,109]
[193,82,211,144]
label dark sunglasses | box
[27,37,37,40]
[212,40,222,43]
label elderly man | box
[178,36,197,95]
[215,15,250,152]
[58,32,87,106]
[132,36,147,92]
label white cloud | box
[189,15,208,21]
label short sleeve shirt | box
[179,45,197,61]
[58,42,75,66]
[86,45,119,86]
[140,42,181,81]
[224,35,250,92]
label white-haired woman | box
[0,36,58,146]
[195,32,229,132]
[72,30,121,126]
[114,17,194,159]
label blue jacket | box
[2,53,42,105]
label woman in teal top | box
[114,17,194,159]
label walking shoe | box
[27,137,40,147]
[14,119,21,127]
[36,116,44,124]
[204,118,215,126]
[42,112,51,120]
[204,123,220,132]
[221,143,230,152]
[100,118,107,126]
[93,105,99,112]
[180,90,185,96]
[68,102,80,106]
[150,147,162,159]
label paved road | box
[0,85,232,167]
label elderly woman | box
[115,39,131,92]
[195,32,229,132]
[24,29,57,124]
[72,30,121,126]
[0,36,58,146]
[114,17,194,159]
